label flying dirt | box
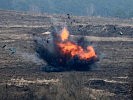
[35,27,98,71]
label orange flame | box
[60,27,69,41]
[58,27,97,60]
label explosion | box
[60,27,69,41]
[35,27,98,71]
[57,27,97,61]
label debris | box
[78,25,83,31]
[47,38,50,43]
[102,26,107,31]
[114,26,116,30]
[2,45,6,48]
[67,14,70,19]
[119,31,123,35]
[1,44,17,55]
[8,48,16,54]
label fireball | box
[57,27,97,60]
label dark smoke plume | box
[34,29,98,72]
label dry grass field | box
[0,10,133,100]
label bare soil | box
[0,10,132,100]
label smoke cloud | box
[33,28,98,72]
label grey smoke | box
[20,52,44,65]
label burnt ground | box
[0,10,133,100]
